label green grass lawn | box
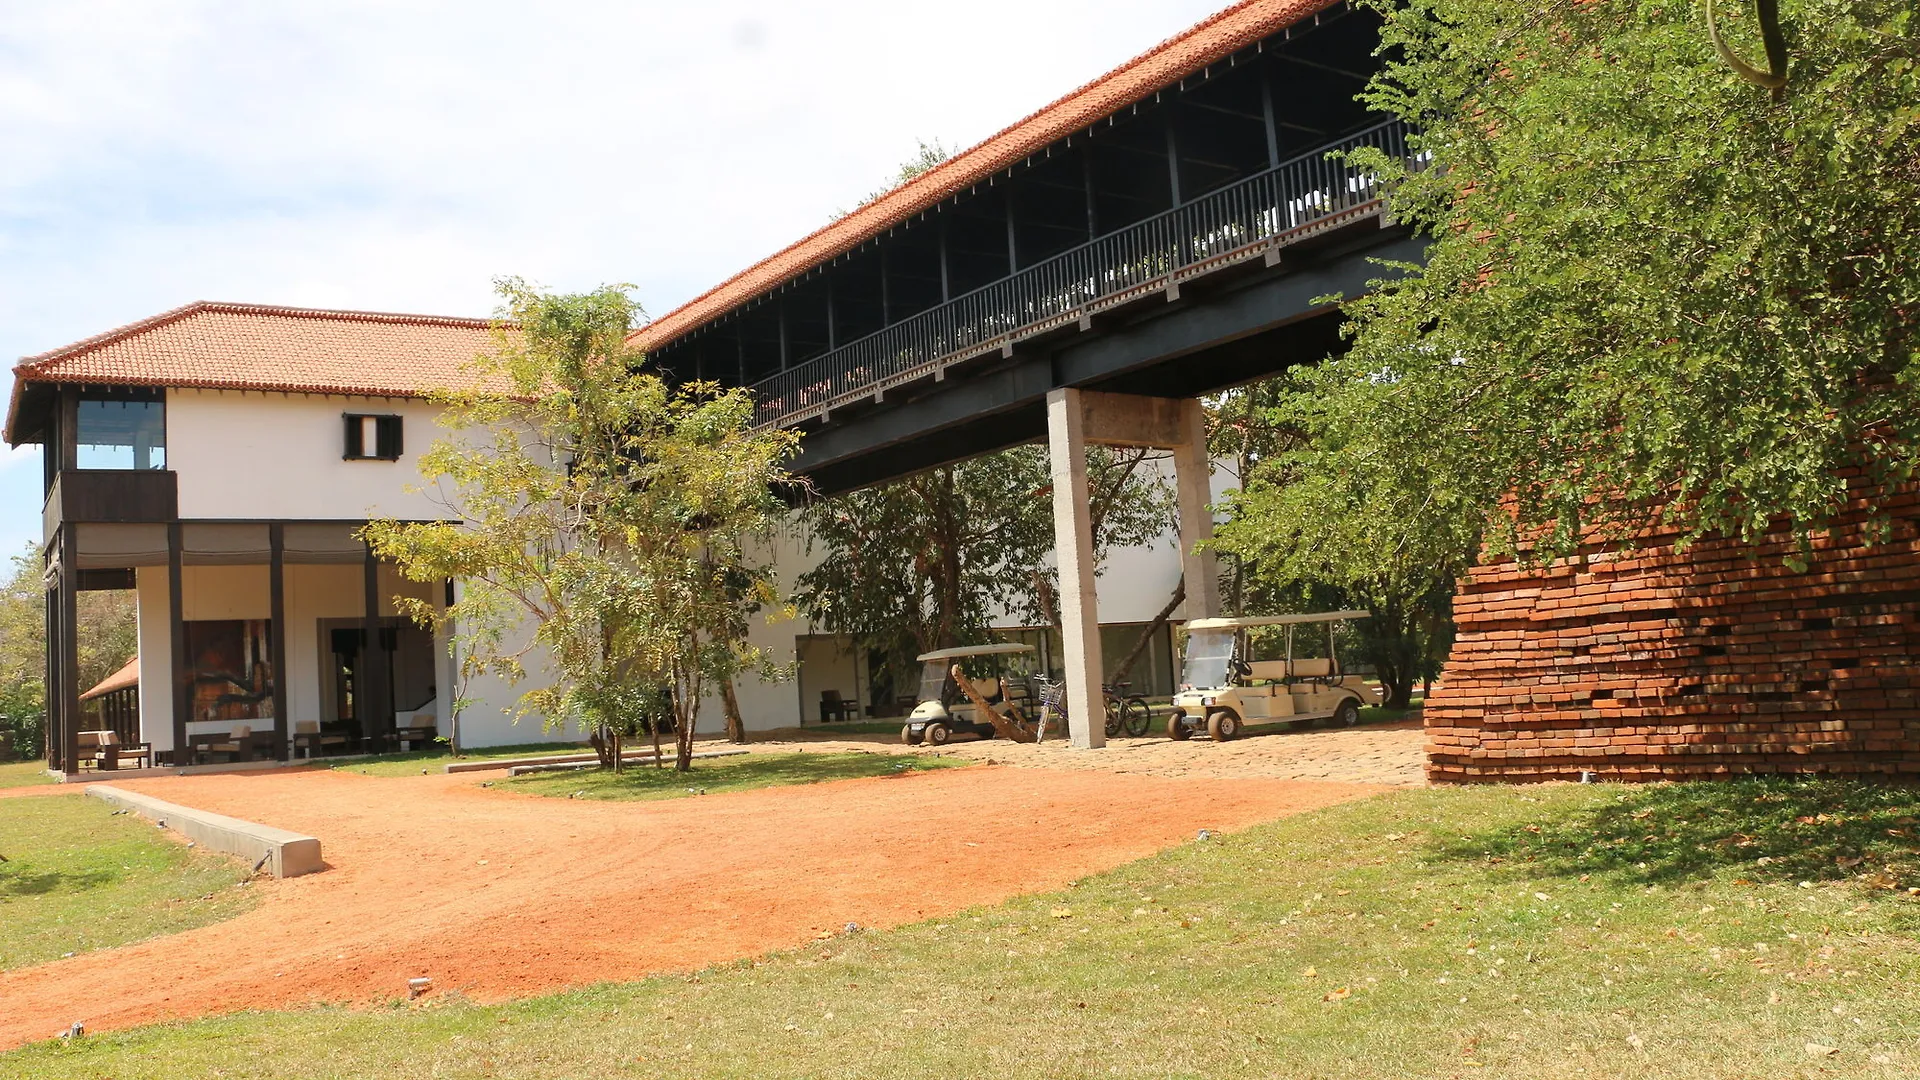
[326,742,591,778]
[505,751,968,801]
[12,777,1920,1077]
[0,797,257,971]
[0,760,54,789]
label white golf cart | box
[900,642,1036,746]
[1167,611,1377,741]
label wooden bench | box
[78,730,151,771]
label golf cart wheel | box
[1333,699,1361,727]
[924,722,952,746]
[1207,710,1241,742]
[900,724,921,746]
[1166,712,1191,741]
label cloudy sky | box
[0,0,1230,556]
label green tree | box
[0,545,138,759]
[792,445,1174,698]
[1329,0,1920,557]
[366,281,799,772]
[1211,371,1478,708]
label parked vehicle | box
[1166,611,1377,741]
[900,643,1036,746]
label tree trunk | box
[590,724,616,769]
[611,728,623,773]
[1109,576,1183,687]
[949,664,1037,743]
[721,678,747,744]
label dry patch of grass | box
[12,778,1920,1078]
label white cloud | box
[0,0,1231,535]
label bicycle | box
[1102,681,1153,738]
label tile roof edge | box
[14,301,497,373]
[630,0,1340,351]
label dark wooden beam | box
[269,524,289,762]
[1164,108,1184,207]
[1261,65,1281,168]
[168,521,188,766]
[362,540,388,750]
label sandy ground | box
[0,759,1385,1049]
[759,717,1429,786]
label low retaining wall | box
[86,786,323,878]
[1427,486,1920,783]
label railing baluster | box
[744,119,1409,428]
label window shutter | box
[376,415,403,459]
[343,414,363,459]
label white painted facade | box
[127,387,1219,749]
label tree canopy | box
[366,281,798,770]
[1333,0,1920,557]
[0,545,137,758]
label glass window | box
[76,398,166,470]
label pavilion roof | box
[631,0,1341,353]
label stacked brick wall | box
[1426,488,1920,783]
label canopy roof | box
[915,643,1036,662]
[632,0,1341,352]
[1186,611,1370,630]
[80,656,139,702]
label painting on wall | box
[186,619,275,724]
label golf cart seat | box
[1290,658,1336,679]
[1245,660,1291,683]
[970,676,1003,703]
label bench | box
[78,729,150,771]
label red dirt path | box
[0,764,1379,1048]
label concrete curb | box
[86,786,323,879]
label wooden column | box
[59,526,79,774]
[362,541,390,749]
[42,572,58,769]
[1004,187,1019,273]
[1260,64,1281,169]
[269,524,289,762]
[168,522,188,766]
[937,216,952,302]
[1164,108,1184,207]
[1082,152,1100,239]
[777,301,791,371]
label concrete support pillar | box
[1046,388,1105,749]
[1172,397,1220,622]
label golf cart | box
[1166,611,1378,742]
[900,642,1036,746]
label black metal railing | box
[750,117,1414,428]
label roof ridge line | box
[16,301,496,373]
[632,0,1336,349]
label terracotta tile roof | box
[13,301,498,397]
[632,0,1341,352]
[8,301,503,442]
[80,656,139,702]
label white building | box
[9,300,1205,772]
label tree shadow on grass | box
[1434,778,1920,890]
[0,866,116,898]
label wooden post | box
[1164,107,1184,207]
[168,521,188,766]
[55,534,81,774]
[269,524,289,762]
[937,216,952,302]
[1260,64,1281,169]
[362,540,388,750]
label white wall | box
[167,389,456,522]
